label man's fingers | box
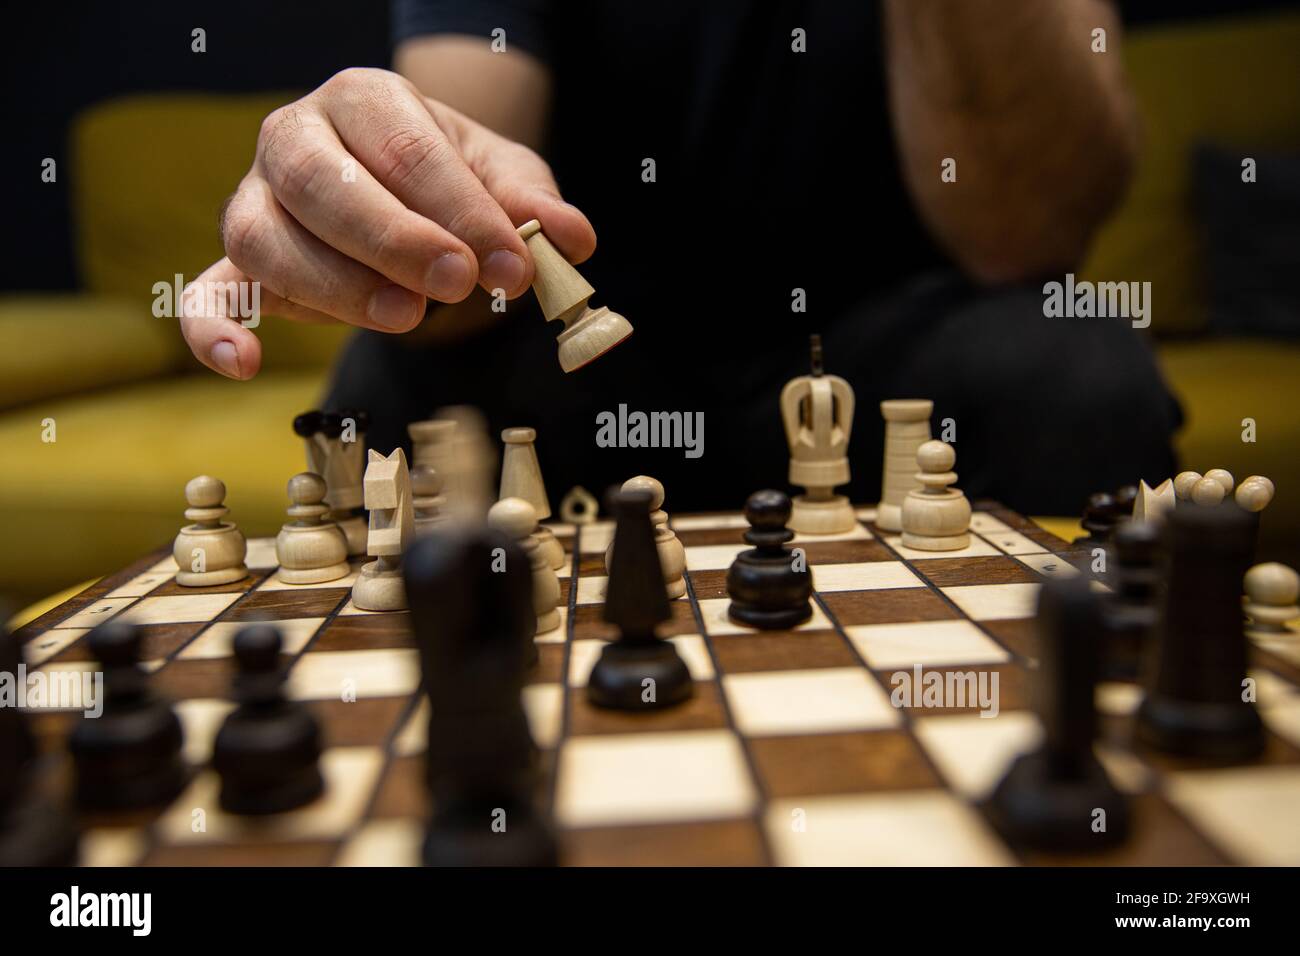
[222,177,427,332]
[325,77,533,297]
[253,102,478,303]
[446,106,598,266]
[179,259,267,380]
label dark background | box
[1,0,1294,293]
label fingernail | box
[367,285,422,331]
[425,252,474,300]
[211,340,241,378]
[480,249,527,296]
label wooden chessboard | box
[12,501,1300,866]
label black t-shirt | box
[390,0,949,364]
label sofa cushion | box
[1080,11,1300,336]
[0,294,184,410]
[0,369,327,601]
[1158,338,1300,548]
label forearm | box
[884,0,1139,283]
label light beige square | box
[790,523,872,544]
[286,648,419,700]
[244,537,279,570]
[980,530,1047,555]
[22,628,86,666]
[696,597,831,636]
[941,583,1041,621]
[554,730,757,828]
[178,618,325,660]
[54,598,137,629]
[968,513,1012,534]
[723,667,899,736]
[684,544,749,571]
[106,570,174,598]
[1165,765,1300,865]
[1264,698,1300,751]
[574,575,608,606]
[765,791,1013,866]
[886,536,1000,561]
[845,620,1010,669]
[523,682,564,749]
[118,593,240,626]
[578,522,615,554]
[175,698,236,765]
[80,828,149,867]
[812,561,921,593]
[337,818,422,867]
[1016,553,1082,579]
[156,747,384,844]
[913,711,1043,799]
[671,514,750,531]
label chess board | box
[12,501,1300,867]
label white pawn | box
[1191,476,1226,507]
[411,464,446,535]
[604,475,687,599]
[499,427,565,569]
[173,475,248,586]
[490,497,561,635]
[1235,475,1275,513]
[276,473,349,584]
[1173,471,1203,502]
[1244,562,1299,633]
[901,441,970,552]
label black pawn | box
[213,624,324,815]
[588,489,694,711]
[69,621,186,810]
[1136,503,1265,761]
[1100,520,1161,680]
[1075,491,1121,547]
[727,490,813,629]
[985,576,1130,851]
[405,527,556,867]
[1113,484,1139,518]
[0,626,78,865]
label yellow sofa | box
[2,12,1299,607]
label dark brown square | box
[674,526,746,547]
[142,840,341,867]
[688,569,730,600]
[370,754,426,819]
[310,613,413,651]
[750,730,940,797]
[913,556,1041,588]
[979,618,1039,662]
[529,641,566,685]
[149,571,267,597]
[710,630,854,674]
[309,697,411,748]
[224,588,350,621]
[878,663,1032,715]
[567,679,727,735]
[801,538,894,565]
[1014,792,1230,866]
[562,819,767,866]
[570,601,698,641]
[821,588,959,626]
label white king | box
[780,335,857,534]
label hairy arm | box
[883,0,1140,284]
